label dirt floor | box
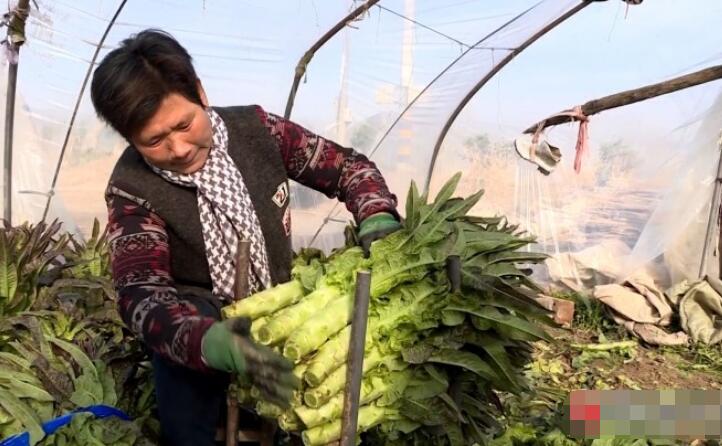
[494,315,722,446]
[537,327,722,392]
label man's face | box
[131,87,213,174]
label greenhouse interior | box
[2,0,722,445]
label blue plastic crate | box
[0,405,130,446]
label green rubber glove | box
[201,318,300,408]
[357,212,401,257]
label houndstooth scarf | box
[148,108,272,300]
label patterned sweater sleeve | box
[254,105,399,223]
[106,189,216,371]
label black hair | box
[90,29,203,140]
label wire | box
[42,0,128,222]
[375,4,519,52]
[307,1,544,247]
[375,4,471,49]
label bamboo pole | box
[523,64,722,134]
[283,0,380,119]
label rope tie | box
[570,106,589,174]
[529,121,546,163]
[530,106,589,173]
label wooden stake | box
[524,65,722,134]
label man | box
[92,29,400,445]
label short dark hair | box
[90,29,203,140]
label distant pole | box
[3,0,31,224]
[397,0,415,159]
[336,15,351,146]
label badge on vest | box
[273,182,289,208]
[282,207,292,236]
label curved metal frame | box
[423,0,593,193]
[306,1,546,247]
[42,0,128,222]
[308,1,590,246]
[283,0,380,119]
[365,1,544,161]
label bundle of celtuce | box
[222,173,554,446]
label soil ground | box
[494,307,722,446]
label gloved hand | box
[201,318,300,408]
[357,212,401,257]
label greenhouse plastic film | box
[1,0,721,289]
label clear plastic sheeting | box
[4,0,364,236]
[424,1,722,289]
[292,0,582,251]
[630,90,722,286]
[447,85,722,290]
[1,0,721,288]
[0,68,79,233]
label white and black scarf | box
[149,109,271,300]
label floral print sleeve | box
[106,190,215,371]
[254,106,398,223]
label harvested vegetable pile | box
[0,220,157,445]
[223,173,555,445]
